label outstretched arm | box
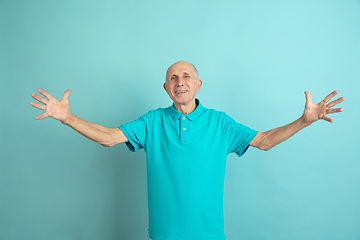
[30,89,128,147]
[250,90,345,151]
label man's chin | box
[172,97,195,106]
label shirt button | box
[183,117,185,120]
[183,128,186,131]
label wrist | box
[300,114,312,127]
[61,112,75,126]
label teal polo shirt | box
[119,99,258,240]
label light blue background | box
[1,1,359,239]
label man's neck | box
[174,100,197,115]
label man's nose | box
[177,80,184,87]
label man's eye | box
[185,75,189,78]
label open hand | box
[302,90,345,125]
[30,89,72,124]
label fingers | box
[327,97,345,108]
[35,112,48,120]
[326,108,343,114]
[304,91,312,103]
[30,101,46,110]
[62,90,71,101]
[30,90,49,111]
[38,89,53,100]
[31,93,48,104]
[323,116,333,123]
[323,90,338,103]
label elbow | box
[101,142,116,147]
[100,138,116,147]
[100,131,118,147]
[261,146,272,151]
[101,143,112,147]
[258,141,273,151]
[100,128,125,147]
[257,132,273,151]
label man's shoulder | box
[152,105,172,114]
[201,106,227,117]
[138,106,171,119]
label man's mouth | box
[175,90,188,95]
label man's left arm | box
[250,90,345,151]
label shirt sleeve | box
[223,113,258,157]
[119,112,151,152]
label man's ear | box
[196,79,203,92]
[163,82,167,92]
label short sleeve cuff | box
[119,125,142,152]
[234,130,258,157]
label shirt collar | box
[169,98,204,122]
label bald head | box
[166,61,198,82]
[163,61,203,113]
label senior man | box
[30,61,345,240]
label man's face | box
[163,62,202,106]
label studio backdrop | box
[1,0,359,239]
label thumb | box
[62,89,71,101]
[304,91,312,103]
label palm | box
[303,91,345,125]
[30,89,72,124]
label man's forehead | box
[168,62,193,72]
[166,61,197,77]
[168,70,192,76]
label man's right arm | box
[63,113,128,147]
[30,89,128,147]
